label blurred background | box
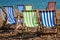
[0,0,59,9]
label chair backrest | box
[17,5,24,13]
[22,10,39,27]
[47,2,56,10]
[25,5,33,10]
[40,10,56,27]
[4,6,16,24]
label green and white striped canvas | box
[25,5,33,10]
[22,10,38,27]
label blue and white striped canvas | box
[5,7,16,24]
[40,10,55,27]
[17,5,24,13]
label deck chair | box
[25,5,33,10]
[4,6,16,27]
[47,2,56,10]
[22,10,39,33]
[39,10,57,33]
[13,5,25,30]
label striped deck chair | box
[17,5,24,24]
[22,10,39,33]
[40,10,57,33]
[25,5,33,10]
[47,2,56,10]
[4,6,16,25]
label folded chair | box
[4,6,17,29]
[22,10,39,33]
[24,5,33,10]
[39,10,57,34]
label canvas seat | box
[22,10,39,33]
[39,10,57,33]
